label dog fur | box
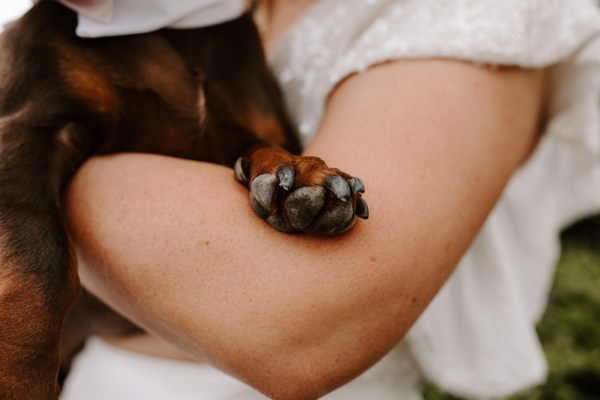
[0,2,367,398]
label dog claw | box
[277,165,295,191]
[234,157,250,185]
[356,197,369,219]
[348,177,365,194]
[251,174,278,210]
[326,175,351,201]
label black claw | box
[326,175,351,201]
[277,165,295,191]
[356,197,369,219]
[348,177,365,194]
[249,193,270,219]
[251,174,278,211]
[234,157,250,185]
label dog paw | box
[235,151,368,235]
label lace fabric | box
[271,0,599,146]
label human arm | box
[64,59,545,399]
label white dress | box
[61,0,600,399]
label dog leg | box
[0,195,78,400]
[0,122,87,400]
[235,147,369,236]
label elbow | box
[217,337,353,399]
[260,384,325,400]
[226,338,373,400]
[247,365,341,400]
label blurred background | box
[424,216,600,400]
[1,1,599,399]
[0,2,29,30]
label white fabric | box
[269,0,600,398]
[57,0,114,24]
[56,0,246,38]
[61,337,422,400]
[60,337,266,400]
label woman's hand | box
[65,59,545,399]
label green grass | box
[423,217,600,400]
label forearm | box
[67,155,428,397]
[64,60,545,398]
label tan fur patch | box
[247,106,287,147]
[58,45,119,116]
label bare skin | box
[64,3,547,398]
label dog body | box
[0,2,366,398]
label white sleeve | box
[271,0,600,145]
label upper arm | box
[66,59,546,399]
[293,59,545,395]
